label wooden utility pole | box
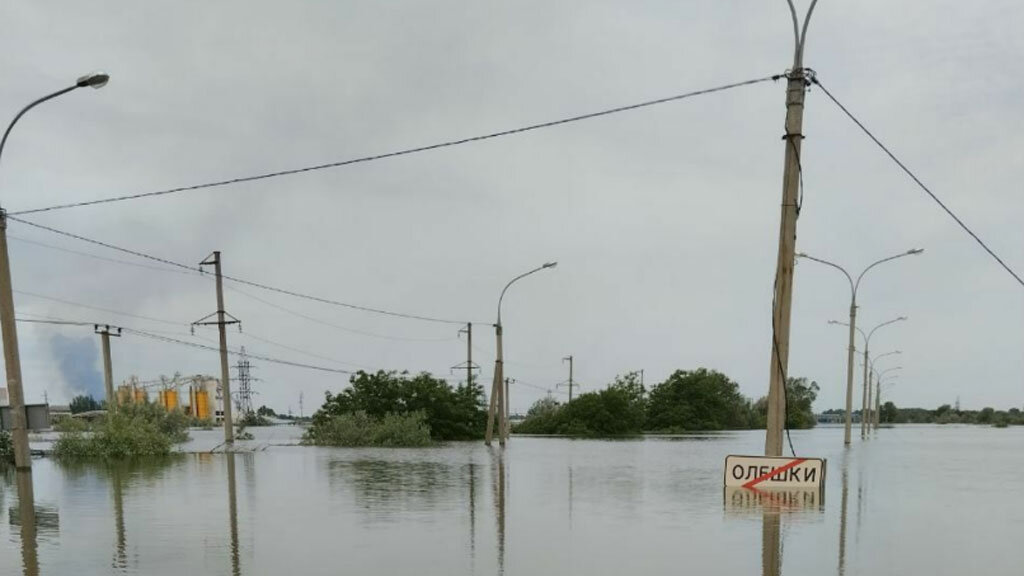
[561,355,574,401]
[194,251,240,444]
[94,325,121,411]
[485,323,505,446]
[765,0,820,456]
[0,211,30,469]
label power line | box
[225,284,456,342]
[811,76,1024,289]
[9,74,781,216]
[239,331,372,370]
[7,216,471,325]
[7,234,204,278]
[121,327,354,375]
[14,289,187,327]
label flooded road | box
[2,425,1023,575]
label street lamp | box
[868,352,901,431]
[872,364,902,430]
[829,315,908,439]
[485,261,557,446]
[0,72,110,470]
[876,376,899,424]
[799,248,921,446]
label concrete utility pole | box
[562,355,574,401]
[485,262,557,446]
[764,0,820,457]
[865,369,874,433]
[466,323,472,388]
[0,72,109,470]
[828,315,908,440]
[873,365,901,430]
[504,377,511,435]
[195,251,240,444]
[862,346,901,437]
[94,325,122,411]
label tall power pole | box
[0,211,30,469]
[453,323,479,388]
[561,355,574,401]
[194,251,240,444]
[765,0,820,457]
[94,325,121,411]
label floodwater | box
[2,425,1023,575]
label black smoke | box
[49,334,103,400]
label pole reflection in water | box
[568,466,574,528]
[761,511,781,576]
[227,454,240,576]
[16,469,39,576]
[468,462,476,560]
[491,449,506,576]
[838,452,850,576]
[111,466,127,571]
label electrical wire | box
[9,75,782,216]
[225,284,456,342]
[239,331,373,369]
[7,234,205,278]
[121,327,354,375]
[14,289,187,327]
[7,216,472,325]
[811,76,1024,289]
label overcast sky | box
[0,0,1021,415]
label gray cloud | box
[0,0,1021,416]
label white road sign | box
[723,455,826,489]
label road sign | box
[724,455,826,490]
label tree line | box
[303,368,819,445]
[870,402,1024,427]
[515,369,819,436]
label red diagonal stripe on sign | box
[742,458,807,488]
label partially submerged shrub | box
[303,410,432,447]
[0,430,13,465]
[53,404,190,460]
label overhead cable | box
[812,77,1024,288]
[9,74,780,216]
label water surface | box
[3,425,1022,575]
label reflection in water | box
[468,462,476,572]
[16,470,39,576]
[227,454,241,576]
[111,466,127,571]
[725,487,823,513]
[838,452,850,576]
[330,459,459,515]
[761,511,781,576]
[568,466,574,528]
[491,450,506,576]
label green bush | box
[311,370,486,441]
[0,429,14,465]
[303,410,433,447]
[53,404,191,460]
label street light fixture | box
[0,72,110,470]
[798,249,921,446]
[829,315,908,439]
[485,261,558,446]
[873,366,902,429]
[868,351,901,430]
[77,72,110,89]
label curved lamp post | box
[868,351,901,432]
[829,315,908,439]
[872,364,902,430]
[485,261,557,446]
[800,248,921,446]
[0,72,109,470]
